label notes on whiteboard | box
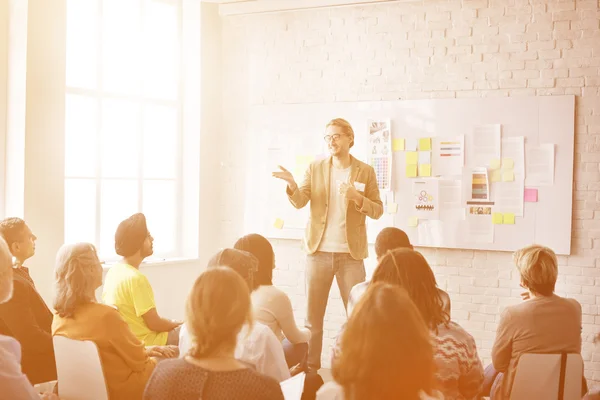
[524,188,538,202]
[408,216,419,227]
[526,144,555,186]
[406,138,418,151]
[419,164,432,177]
[467,124,501,168]
[274,218,285,229]
[433,136,464,177]
[419,137,432,151]
[413,180,440,220]
[392,138,405,151]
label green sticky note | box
[492,213,503,224]
[387,203,398,214]
[406,151,418,165]
[503,213,515,224]
[408,216,418,227]
[419,164,432,177]
[490,159,501,169]
[502,158,514,169]
[392,138,405,152]
[502,170,515,182]
[419,137,432,151]
[273,218,284,229]
[406,164,417,177]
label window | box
[64,0,182,260]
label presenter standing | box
[272,118,383,371]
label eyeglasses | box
[323,133,347,143]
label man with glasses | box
[272,118,383,372]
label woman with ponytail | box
[52,243,163,400]
[143,267,284,400]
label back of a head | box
[207,248,258,290]
[53,243,102,318]
[0,237,13,303]
[372,248,448,329]
[0,217,26,254]
[333,283,434,400]
[114,213,148,257]
[186,267,251,358]
[513,244,558,296]
[374,227,412,259]
[233,234,274,288]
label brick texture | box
[220,0,600,384]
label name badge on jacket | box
[354,182,366,191]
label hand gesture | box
[339,182,359,202]
[272,166,297,190]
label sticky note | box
[502,170,515,182]
[502,158,514,169]
[418,151,431,164]
[419,137,432,151]
[273,218,284,229]
[524,188,538,202]
[490,159,501,169]
[387,203,398,214]
[490,170,502,182]
[408,216,419,227]
[419,164,432,177]
[406,151,418,165]
[503,213,515,224]
[406,138,418,151]
[406,164,418,178]
[392,138,405,152]
[492,213,503,224]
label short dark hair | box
[234,234,274,289]
[0,217,27,251]
[374,227,412,259]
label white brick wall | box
[219,0,600,384]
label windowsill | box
[101,257,202,271]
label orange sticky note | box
[273,218,284,229]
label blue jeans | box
[305,251,365,370]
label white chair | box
[510,353,583,400]
[53,335,109,400]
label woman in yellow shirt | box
[52,243,160,400]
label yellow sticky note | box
[492,213,503,224]
[273,218,284,229]
[392,138,405,152]
[406,151,418,164]
[387,203,398,214]
[408,216,418,227]
[419,137,432,151]
[503,213,515,224]
[502,170,515,182]
[406,164,417,177]
[491,170,502,182]
[502,158,514,169]
[419,164,432,177]
[490,159,501,169]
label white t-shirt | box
[318,166,351,253]
[179,321,291,383]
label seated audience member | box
[334,248,483,399]
[102,213,181,346]
[317,283,442,400]
[0,237,58,399]
[0,217,57,384]
[234,233,310,369]
[52,243,168,400]
[179,248,290,383]
[144,267,284,400]
[481,245,583,400]
[347,227,450,316]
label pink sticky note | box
[524,188,538,202]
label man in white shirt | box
[273,118,383,371]
[178,248,290,382]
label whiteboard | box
[244,96,574,255]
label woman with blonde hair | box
[482,244,583,399]
[144,267,284,399]
[52,243,163,400]
[318,282,441,400]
